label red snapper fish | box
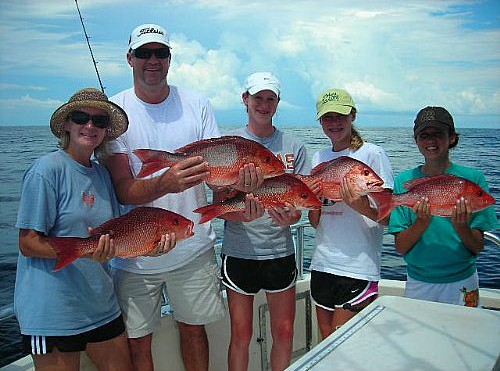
[368,174,495,221]
[47,207,194,271]
[194,174,322,223]
[295,156,385,201]
[133,135,285,186]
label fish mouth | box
[367,180,385,192]
[187,223,195,237]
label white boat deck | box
[287,295,500,371]
[2,278,500,371]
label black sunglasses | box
[68,111,110,129]
[132,47,170,59]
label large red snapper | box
[133,135,285,185]
[368,174,495,221]
[47,207,194,271]
[194,174,322,223]
[295,156,385,201]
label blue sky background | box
[0,0,499,129]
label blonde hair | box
[350,127,364,150]
[349,108,364,150]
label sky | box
[0,0,499,129]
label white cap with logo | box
[128,23,170,50]
[245,72,281,96]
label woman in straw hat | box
[13,88,137,370]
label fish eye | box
[478,190,483,197]
[264,156,271,164]
[301,192,308,199]
[363,170,370,176]
[173,218,179,226]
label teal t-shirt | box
[388,163,498,283]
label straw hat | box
[50,88,128,140]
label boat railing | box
[0,228,499,323]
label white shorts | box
[405,271,480,307]
[112,249,226,338]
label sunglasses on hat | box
[132,47,170,59]
[68,111,110,129]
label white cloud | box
[0,0,499,126]
[0,95,62,109]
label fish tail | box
[193,204,225,224]
[368,190,395,221]
[47,237,84,271]
[133,149,179,178]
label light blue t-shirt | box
[221,127,310,260]
[388,163,499,283]
[14,150,122,336]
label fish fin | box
[367,190,395,221]
[193,204,225,224]
[310,161,331,176]
[47,237,82,271]
[403,177,433,190]
[133,149,178,178]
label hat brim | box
[316,104,353,119]
[248,85,280,97]
[50,100,128,140]
[413,121,450,137]
[129,38,170,50]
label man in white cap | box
[103,23,226,371]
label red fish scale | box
[398,175,494,217]
[178,136,285,185]
[49,207,194,268]
[194,174,322,223]
[299,156,384,201]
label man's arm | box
[102,153,210,205]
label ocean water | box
[0,125,498,366]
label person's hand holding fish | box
[268,202,301,227]
[157,156,210,193]
[451,197,472,228]
[89,234,114,263]
[146,232,177,257]
[230,163,264,193]
[306,177,322,198]
[340,178,382,223]
[241,194,265,222]
[341,177,368,209]
[411,196,432,232]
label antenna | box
[74,0,105,93]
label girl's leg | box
[86,331,133,371]
[227,288,255,371]
[32,350,80,371]
[267,286,296,371]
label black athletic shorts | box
[310,270,378,312]
[221,254,297,295]
[22,315,125,355]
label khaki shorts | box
[112,249,226,338]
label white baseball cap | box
[128,23,170,50]
[245,72,281,96]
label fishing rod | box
[74,0,105,93]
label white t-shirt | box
[309,142,394,281]
[108,86,220,273]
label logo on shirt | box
[82,192,95,207]
[275,153,295,171]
